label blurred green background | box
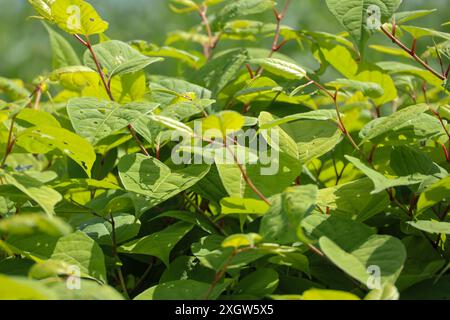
[0,0,448,81]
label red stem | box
[380,25,445,81]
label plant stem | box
[182,192,227,235]
[109,213,130,299]
[380,25,445,81]
[225,145,271,206]
[198,5,215,59]
[127,124,150,157]
[74,34,150,157]
[430,107,450,163]
[305,76,363,156]
[205,248,242,300]
[256,0,291,76]
[1,115,17,168]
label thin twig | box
[1,115,17,168]
[198,5,215,59]
[380,25,445,81]
[256,0,291,76]
[74,34,149,157]
[109,214,130,299]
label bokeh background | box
[0,0,448,81]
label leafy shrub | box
[0,0,449,300]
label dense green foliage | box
[0,0,449,300]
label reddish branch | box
[74,34,149,157]
[380,25,446,81]
[0,115,17,168]
[305,76,363,155]
[198,5,219,59]
[256,0,291,76]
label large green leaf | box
[407,220,450,235]
[51,0,109,35]
[345,156,423,194]
[2,172,62,216]
[67,97,159,144]
[193,49,248,97]
[300,214,376,249]
[16,126,97,177]
[260,185,318,244]
[0,275,56,300]
[84,40,163,78]
[396,236,445,291]
[118,154,210,209]
[325,0,403,51]
[79,213,141,246]
[416,176,450,215]
[50,231,107,282]
[118,222,193,266]
[319,234,406,287]
[135,279,229,300]
[250,58,307,80]
[360,104,430,143]
[214,0,275,30]
[0,213,72,237]
[317,178,390,222]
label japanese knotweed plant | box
[0,0,449,300]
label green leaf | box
[319,234,406,287]
[0,214,72,237]
[317,178,390,222]
[416,176,450,214]
[118,222,193,266]
[401,25,450,41]
[46,279,124,300]
[396,236,445,291]
[260,185,318,244]
[51,0,109,35]
[79,213,141,245]
[394,10,437,24]
[16,126,97,177]
[259,110,338,130]
[67,97,158,145]
[220,197,270,215]
[326,78,384,98]
[202,111,245,139]
[191,235,265,271]
[325,0,403,51]
[0,275,56,300]
[28,0,55,21]
[0,77,30,100]
[407,220,450,235]
[234,268,279,298]
[84,40,163,78]
[250,58,307,80]
[365,283,399,300]
[50,231,107,282]
[44,23,80,69]
[131,41,201,68]
[118,154,210,209]
[345,156,422,194]
[282,118,343,164]
[401,276,450,300]
[222,233,262,249]
[214,0,275,30]
[300,214,375,249]
[135,279,229,300]
[16,108,61,129]
[193,49,248,97]
[301,288,360,300]
[2,172,63,216]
